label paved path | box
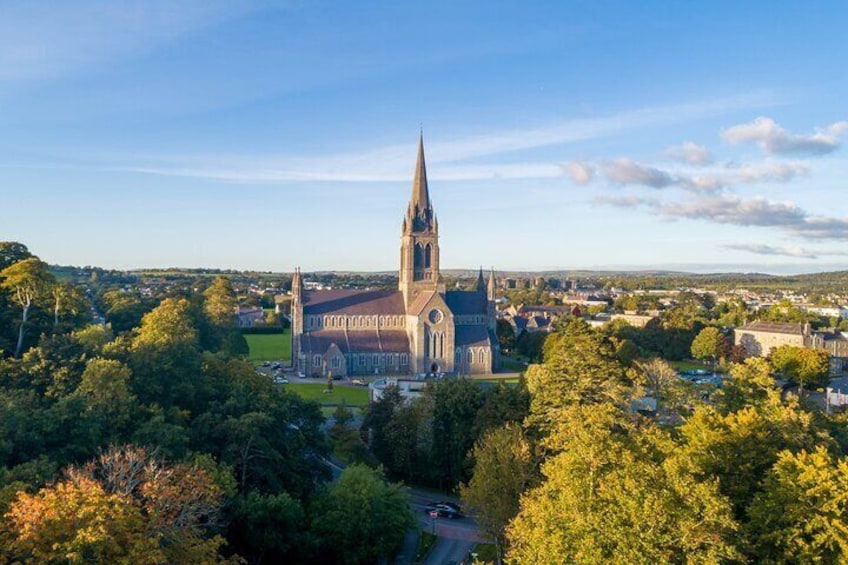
[423,538,474,565]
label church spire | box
[410,131,430,212]
[487,268,496,301]
[476,267,486,292]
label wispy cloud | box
[601,158,676,188]
[0,1,258,82]
[110,92,778,183]
[563,161,594,184]
[722,243,848,259]
[655,195,848,240]
[722,117,848,156]
[665,141,712,166]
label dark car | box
[424,501,462,519]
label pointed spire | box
[487,268,496,300]
[410,131,430,212]
[476,266,486,292]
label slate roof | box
[302,289,405,316]
[302,329,410,354]
[455,325,491,348]
[445,290,488,315]
[738,321,807,335]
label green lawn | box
[284,382,370,406]
[669,359,709,372]
[245,331,291,363]
[501,356,529,371]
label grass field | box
[669,359,710,372]
[284,382,370,406]
[245,331,291,363]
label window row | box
[306,315,405,330]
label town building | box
[290,136,499,377]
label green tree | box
[228,491,307,563]
[769,345,831,391]
[461,423,536,562]
[75,358,137,437]
[203,277,237,328]
[525,319,628,437]
[310,464,412,565]
[746,447,848,564]
[506,404,738,565]
[690,326,728,367]
[496,318,516,353]
[1,258,54,358]
[0,242,32,271]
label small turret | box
[487,268,496,301]
[291,267,302,302]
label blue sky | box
[1,1,847,274]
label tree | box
[75,358,137,436]
[496,318,516,353]
[746,447,848,564]
[310,464,412,565]
[128,297,201,410]
[634,357,694,419]
[690,327,728,367]
[426,378,484,488]
[0,242,32,271]
[1,445,232,564]
[228,491,308,564]
[203,277,237,328]
[461,424,536,563]
[525,319,628,437]
[506,404,738,564]
[1,258,54,358]
[769,345,830,391]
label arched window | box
[439,332,445,358]
[455,348,462,363]
[467,349,474,363]
[415,243,424,269]
[424,243,432,268]
[479,350,485,364]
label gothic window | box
[359,354,366,366]
[467,349,474,364]
[373,354,379,365]
[331,356,341,369]
[455,348,461,363]
[401,353,408,365]
[479,350,484,364]
[424,243,432,268]
[313,354,321,367]
[439,332,445,358]
[415,243,424,269]
[379,316,385,327]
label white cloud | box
[665,141,712,166]
[563,161,594,184]
[653,195,848,240]
[601,158,676,188]
[721,117,848,156]
[722,243,818,259]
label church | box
[291,136,500,377]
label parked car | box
[351,379,366,386]
[273,376,289,384]
[424,501,462,519]
[296,371,306,378]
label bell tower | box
[399,133,441,304]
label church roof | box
[445,290,488,315]
[302,329,410,354]
[455,325,492,348]
[302,289,405,315]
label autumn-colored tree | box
[1,445,233,564]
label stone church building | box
[291,136,499,377]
